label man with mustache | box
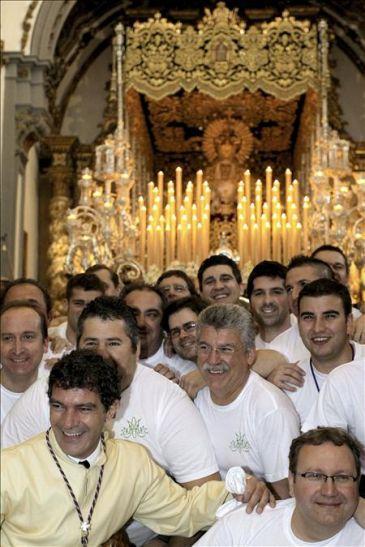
[194,303,300,499]
[195,427,365,546]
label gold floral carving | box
[125,3,318,101]
[45,136,78,315]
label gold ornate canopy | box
[125,3,318,101]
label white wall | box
[0,0,40,53]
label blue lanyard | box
[310,344,355,393]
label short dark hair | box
[162,295,208,333]
[246,261,288,300]
[197,255,242,290]
[289,427,362,480]
[0,277,52,317]
[0,299,48,340]
[66,273,106,301]
[48,349,121,411]
[156,269,197,297]
[120,282,167,310]
[287,255,334,280]
[312,245,350,274]
[77,296,139,351]
[298,278,352,317]
[85,264,119,288]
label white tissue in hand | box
[216,467,247,519]
[225,466,247,493]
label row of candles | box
[137,166,310,270]
[137,168,211,270]
[237,167,310,267]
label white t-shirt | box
[1,385,22,424]
[117,364,218,546]
[195,371,300,481]
[255,321,309,363]
[0,349,53,423]
[302,358,365,473]
[194,498,365,546]
[285,342,365,426]
[140,342,197,377]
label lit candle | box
[302,196,310,254]
[147,182,154,216]
[139,205,146,266]
[293,179,299,210]
[158,171,164,213]
[265,166,272,218]
[285,168,292,203]
[281,213,287,264]
[176,167,182,220]
[196,170,203,203]
[244,170,251,205]
[147,224,153,268]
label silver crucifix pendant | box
[81,521,90,535]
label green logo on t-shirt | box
[120,417,148,439]
[229,432,251,454]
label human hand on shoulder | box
[154,363,179,383]
[266,361,305,392]
[179,370,206,399]
[234,475,276,514]
[351,314,365,344]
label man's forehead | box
[296,442,356,471]
[82,316,128,336]
[51,385,101,404]
[70,287,103,299]
[315,249,346,266]
[5,284,46,306]
[1,306,42,329]
[169,308,198,326]
[286,265,318,282]
[125,290,163,309]
[199,324,240,341]
[203,264,236,279]
[299,293,343,312]
[253,275,285,290]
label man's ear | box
[346,313,354,337]
[106,399,120,421]
[247,348,256,368]
[135,340,141,361]
[239,283,245,296]
[288,472,295,498]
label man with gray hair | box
[195,304,300,499]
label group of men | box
[1,245,364,546]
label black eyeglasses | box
[170,321,197,338]
[296,472,358,485]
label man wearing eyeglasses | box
[194,303,300,500]
[195,427,365,546]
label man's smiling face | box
[201,265,243,304]
[50,386,115,459]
